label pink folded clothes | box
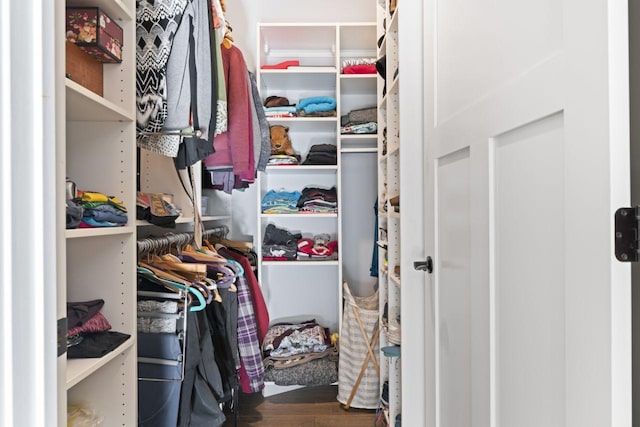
[261,60,301,70]
[342,64,377,74]
[67,311,112,336]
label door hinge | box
[615,207,640,262]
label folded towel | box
[297,96,337,114]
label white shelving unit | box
[56,0,137,424]
[377,0,402,424]
[255,22,378,340]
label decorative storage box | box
[65,41,103,96]
[66,7,123,63]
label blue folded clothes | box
[85,204,129,224]
[297,96,337,114]
[81,217,124,227]
[261,189,302,211]
[263,106,298,113]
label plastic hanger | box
[203,277,223,303]
[226,259,244,277]
[137,264,206,311]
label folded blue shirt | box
[261,189,302,211]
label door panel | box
[436,148,472,427]
[436,0,562,123]
[493,113,565,426]
[421,0,631,426]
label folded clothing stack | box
[67,299,131,359]
[263,95,297,118]
[74,191,128,228]
[341,58,377,74]
[341,106,378,135]
[267,154,300,166]
[261,189,302,214]
[263,105,297,118]
[297,233,338,260]
[262,224,301,261]
[297,186,337,213]
[302,144,337,165]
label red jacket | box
[203,44,255,180]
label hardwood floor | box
[222,385,377,426]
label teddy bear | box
[270,125,297,156]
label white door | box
[421,0,631,426]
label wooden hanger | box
[208,235,253,253]
[150,253,208,281]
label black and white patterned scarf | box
[136,0,187,156]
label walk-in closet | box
[6,0,633,426]
[53,0,402,425]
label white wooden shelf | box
[260,213,338,219]
[260,67,337,74]
[266,117,338,123]
[341,147,377,153]
[59,0,137,423]
[261,260,340,266]
[341,133,377,139]
[266,165,338,171]
[65,225,136,239]
[340,74,377,80]
[135,215,231,227]
[66,79,135,122]
[66,337,135,389]
[378,1,402,422]
[257,21,376,339]
[379,75,399,107]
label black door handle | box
[413,256,433,273]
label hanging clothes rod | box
[138,128,203,138]
[137,225,229,257]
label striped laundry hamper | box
[337,281,380,409]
